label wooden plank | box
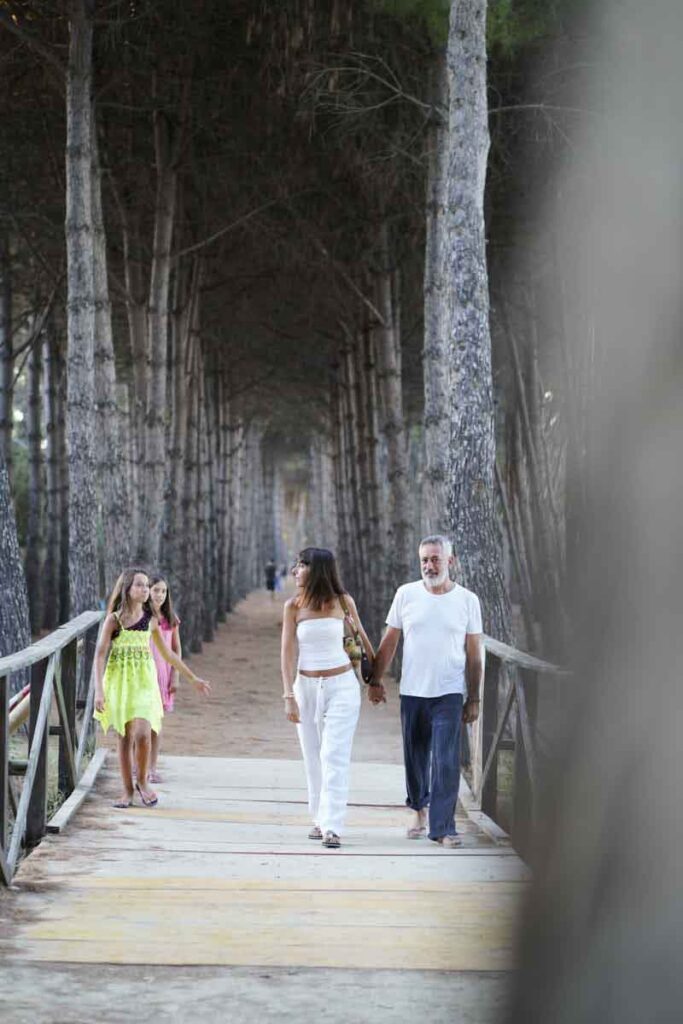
[53,661,77,793]
[26,656,53,849]
[0,610,103,676]
[480,657,500,817]
[7,653,56,876]
[478,680,516,808]
[459,777,512,847]
[483,634,566,675]
[74,620,104,777]
[0,673,8,857]
[8,691,30,734]
[47,748,108,834]
[58,636,78,794]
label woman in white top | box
[281,547,377,848]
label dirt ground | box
[98,587,404,766]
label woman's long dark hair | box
[149,572,179,628]
[296,547,346,611]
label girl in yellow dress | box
[94,567,211,808]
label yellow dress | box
[94,611,164,736]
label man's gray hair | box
[418,534,454,557]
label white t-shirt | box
[386,581,483,698]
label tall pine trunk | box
[0,233,11,477]
[92,118,130,592]
[0,453,31,693]
[422,49,450,534]
[65,0,99,615]
[25,328,44,629]
[42,317,62,630]
[375,222,411,594]
[445,0,511,640]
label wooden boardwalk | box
[2,755,526,974]
[0,592,529,1021]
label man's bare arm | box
[373,626,402,682]
[463,633,484,724]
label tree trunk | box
[65,0,99,615]
[92,118,130,592]
[445,0,511,640]
[0,452,31,693]
[422,48,450,534]
[42,316,62,630]
[25,326,44,630]
[375,222,411,594]
[139,86,182,564]
[0,233,12,478]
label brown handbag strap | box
[338,594,362,646]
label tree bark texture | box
[92,118,131,592]
[422,48,451,535]
[0,233,11,477]
[65,0,99,615]
[445,0,511,640]
[42,316,62,630]
[138,85,184,565]
[0,452,31,694]
[25,326,44,630]
[375,222,412,596]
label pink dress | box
[151,616,179,712]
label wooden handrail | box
[468,638,569,860]
[483,635,566,675]
[1,609,105,885]
[0,610,103,675]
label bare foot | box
[434,834,462,848]
[134,782,158,807]
[406,807,427,838]
[113,791,134,809]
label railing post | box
[59,638,78,796]
[0,673,9,855]
[481,658,501,819]
[26,660,49,849]
[512,668,538,858]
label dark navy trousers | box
[400,693,463,840]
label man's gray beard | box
[422,570,449,590]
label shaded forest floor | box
[98,587,404,765]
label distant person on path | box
[265,558,277,599]
[371,536,483,848]
[147,573,182,783]
[94,567,211,808]
[280,547,381,848]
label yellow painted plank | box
[9,885,522,971]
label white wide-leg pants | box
[293,669,361,836]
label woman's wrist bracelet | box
[282,694,294,700]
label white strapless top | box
[296,617,347,671]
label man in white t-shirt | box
[371,536,484,848]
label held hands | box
[367,682,387,705]
[284,695,301,724]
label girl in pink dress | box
[148,574,182,783]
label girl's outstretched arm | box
[150,620,211,695]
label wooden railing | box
[0,610,104,885]
[463,635,568,855]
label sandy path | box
[99,587,404,765]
